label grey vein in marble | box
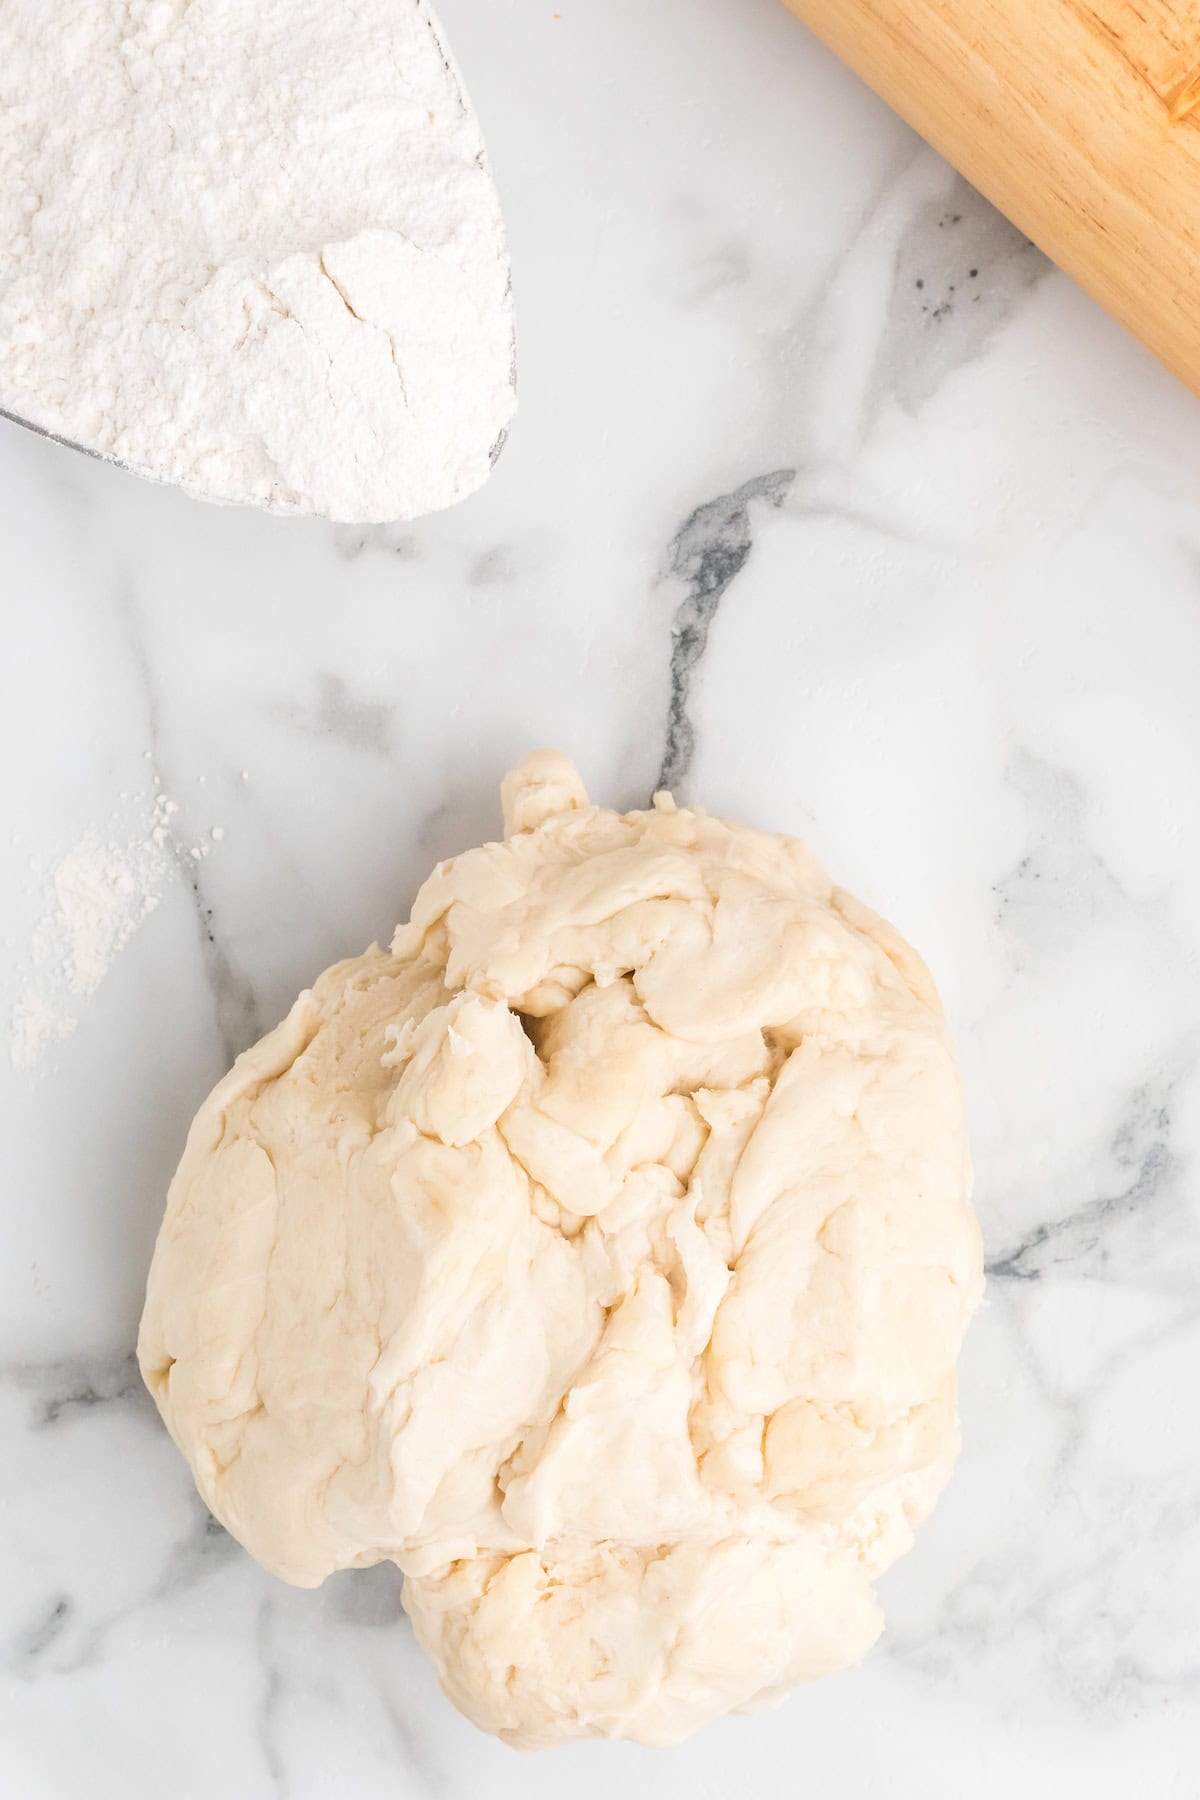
[255,1598,289,1800]
[172,839,265,1065]
[984,748,1198,1292]
[4,1352,237,1685]
[894,1254,1200,1718]
[31,1350,146,1428]
[7,1493,237,1683]
[116,586,265,1062]
[992,749,1118,952]
[987,1075,1177,1283]
[331,1563,407,1630]
[275,672,394,757]
[871,169,1047,416]
[986,1059,1196,1294]
[331,522,419,561]
[8,1349,147,1431]
[656,470,794,795]
[468,543,519,585]
[14,1596,73,1666]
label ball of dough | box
[138,752,982,1748]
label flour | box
[10,829,164,1069]
[50,835,162,999]
[9,784,224,1070]
[0,1,515,523]
[10,996,77,1071]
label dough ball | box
[138,752,983,1748]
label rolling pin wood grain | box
[780,0,1200,396]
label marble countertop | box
[4,1,1198,1794]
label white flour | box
[10,785,223,1070]
[10,996,77,1070]
[0,1,515,523]
[49,835,162,1000]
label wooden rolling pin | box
[780,0,1200,395]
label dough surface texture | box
[138,752,983,1748]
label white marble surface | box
[4,1,1199,1794]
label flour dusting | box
[52,836,162,999]
[9,783,226,1071]
[10,996,77,1071]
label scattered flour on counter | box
[0,1,515,523]
[50,834,162,999]
[10,995,77,1071]
[9,783,226,1071]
